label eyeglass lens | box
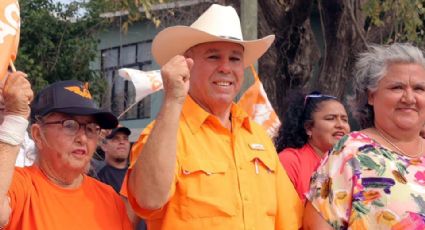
[61,120,100,137]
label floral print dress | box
[307,131,425,230]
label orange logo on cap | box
[65,83,92,99]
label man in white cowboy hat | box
[124,4,303,230]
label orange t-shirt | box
[122,96,303,230]
[6,165,132,230]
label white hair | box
[349,43,425,128]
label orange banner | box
[0,0,20,82]
[238,65,281,138]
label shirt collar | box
[182,96,253,134]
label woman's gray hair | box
[349,43,425,128]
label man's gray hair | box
[349,43,425,128]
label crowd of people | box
[1,3,425,230]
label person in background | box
[275,90,350,202]
[98,126,131,193]
[303,43,425,229]
[14,132,36,167]
[86,129,110,177]
[0,80,131,229]
[97,126,147,230]
[123,3,303,230]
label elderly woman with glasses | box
[0,80,132,229]
[275,91,350,202]
[303,43,425,229]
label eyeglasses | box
[42,119,101,138]
[304,94,337,106]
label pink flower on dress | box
[414,171,425,186]
[351,132,375,144]
[391,212,425,230]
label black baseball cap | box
[31,80,118,129]
[106,126,131,139]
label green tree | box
[255,0,425,118]
[16,0,170,103]
[16,0,108,102]
[98,0,168,29]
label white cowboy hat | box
[151,4,275,67]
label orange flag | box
[238,65,281,138]
[0,0,20,81]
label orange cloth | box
[6,165,132,230]
[0,0,20,81]
[237,65,281,138]
[123,96,303,230]
[278,144,322,202]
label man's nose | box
[217,59,231,74]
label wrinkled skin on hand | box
[2,71,33,118]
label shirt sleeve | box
[275,155,303,230]
[278,149,301,196]
[121,121,178,220]
[306,136,355,229]
[6,167,31,228]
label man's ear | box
[31,124,44,150]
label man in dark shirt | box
[97,126,131,192]
[97,127,147,230]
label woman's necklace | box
[374,127,423,158]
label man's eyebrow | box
[204,48,219,54]
[232,50,243,56]
[204,48,243,56]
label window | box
[101,40,153,120]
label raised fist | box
[3,71,33,118]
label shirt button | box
[243,196,249,201]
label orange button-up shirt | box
[123,96,303,230]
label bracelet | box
[0,115,29,146]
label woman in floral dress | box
[303,43,425,229]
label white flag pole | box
[118,101,139,119]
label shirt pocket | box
[247,152,278,217]
[178,158,237,220]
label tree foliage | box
[16,0,172,103]
[363,0,425,43]
[16,0,108,102]
[97,0,170,30]
[255,0,425,118]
